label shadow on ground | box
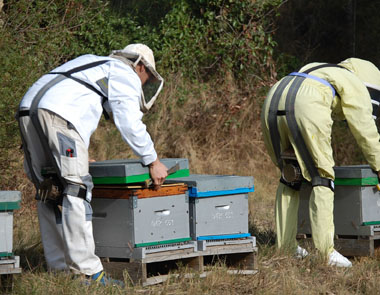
[249,223,276,247]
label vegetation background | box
[1,0,380,293]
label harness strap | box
[18,110,30,117]
[16,113,41,190]
[267,63,340,192]
[49,60,110,120]
[65,184,87,199]
[289,72,336,97]
[312,177,335,191]
[268,76,295,170]
[303,64,380,120]
[285,76,317,177]
[53,203,62,224]
[284,75,334,192]
[17,60,113,198]
[301,63,346,74]
[367,87,380,119]
[29,75,69,193]
[287,64,346,99]
[280,176,302,191]
[52,60,108,75]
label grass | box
[3,73,380,294]
[8,211,380,295]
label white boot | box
[328,250,352,267]
[295,246,309,259]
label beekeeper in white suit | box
[17,43,168,284]
[261,58,380,268]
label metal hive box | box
[298,165,380,236]
[91,184,191,258]
[0,191,21,256]
[167,174,254,240]
[89,158,190,185]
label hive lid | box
[166,174,254,197]
[92,183,188,199]
[90,158,189,184]
[334,165,378,186]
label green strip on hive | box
[334,177,378,186]
[93,169,190,185]
[135,237,192,248]
[362,221,380,226]
[0,202,20,210]
[0,252,13,257]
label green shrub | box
[0,0,284,187]
[156,0,281,82]
[0,0,144,182]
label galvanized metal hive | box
[167,174,254,240]
[0,191,21,257]
[298,165,380,236]
[91,184,192,259]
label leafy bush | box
[0,0,145,183]
[0,0,283,187]
[156,0,281,82]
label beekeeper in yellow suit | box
[261,58,380,267]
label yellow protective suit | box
[261,58,380,256]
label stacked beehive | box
[90,159,255,258]
[90,158,194,259]
[0,191,22,279]
[166,174,255,250]
[298,165,380,256]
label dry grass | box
[4,73,380,294]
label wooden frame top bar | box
[92,183,187,199]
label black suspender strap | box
[18,110,30,117]
[16,116,40,189]
[267,64,338,192]
[17,59,114,201]
[268,76,295,170]
[301,63,346,74]
[367,87,380,118]
[29,75,69,192]
[312,177,335,191]
[49,60,111,120]
[284,76,334,191]
[284,76,317,177]
[51,60,109,75]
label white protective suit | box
[261,58,380,256]
[18,54,158,275]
